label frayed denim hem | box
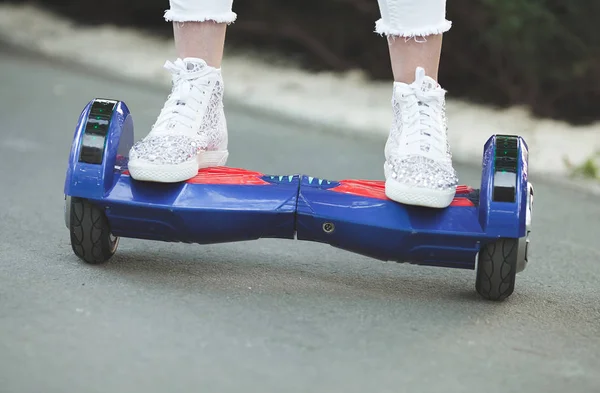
[164,10,237,24]
[375,19,451,38]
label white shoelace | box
[152,59,214,135]
[396,69,447,160]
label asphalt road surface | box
[1,46,599,393]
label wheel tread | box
[69,197,117,264]
[476,238,518,301]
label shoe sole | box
[384,163,455,208]
[128,150,229,183]
[385,178,456,208]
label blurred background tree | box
[4,0,598,124]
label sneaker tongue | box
[418,76,438,92]
[413,74,442,154]
[416,77,437,113]
[164,59,208,130]
[182,57,208,72]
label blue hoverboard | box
[64,99,533,301]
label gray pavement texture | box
[0,46,599,393]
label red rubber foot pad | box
[330,180,475,207]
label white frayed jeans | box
[164,0,237,24]
[164,0,451,37]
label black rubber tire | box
[69,197,118,264]
[476,238,518,301]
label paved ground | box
[0,46,599,393]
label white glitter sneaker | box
[384,67,458,208]
[128,58,228,183]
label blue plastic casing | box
[64,100,529,269]
[64,99,133,199]
[479,135,529,239]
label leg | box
[376,0,458,208]
[168,0,235,65]
[387,34,443,83]
[377,0,448,82]
[173,21,227,68]
[128,0,236,183]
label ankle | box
[173,21,227,68]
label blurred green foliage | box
[444,0,599,124]
[7,0,599,124]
